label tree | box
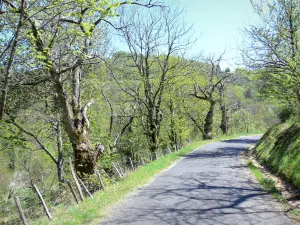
[189,54,232,139]
[218,68,236,135]
[111,7,193,157]
[0,0,25,120]
[243,0,300,104]
[0,0,160,177]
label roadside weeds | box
[244,147,300,222]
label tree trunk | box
[52,74,104,177]
[56,121,64,183]
[149,124,159,160]
[73,133,103,177]
[203,101,215,140]
[168,101,178,150]
[169,117,179,150]
[146,102,161,160]
[24,9,105,178]
[220,104,229,135]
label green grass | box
[246,160,287,203]
[291,209,300,217]
[255,123,300,188]
[31,133,261,225]
[247,159,300,221]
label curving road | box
[100,135,293,225]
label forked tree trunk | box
[27,13,105,177]
[203,101,215,140]
[52,70,104,177]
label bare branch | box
[81,100,95,130]
[8,115,58,165]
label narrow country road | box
[100,136,293,225]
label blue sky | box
[165,0,260,69]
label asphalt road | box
[101,135,294,225]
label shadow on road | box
[102,137,291,225]
[221,138,260,145]
[108,173,287,225]
[184,147,244,160]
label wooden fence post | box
[141,158,145,166]
[149,152,152,161]
[66,180,79,204]
[69,157,84,201]
[102,169,111,181]
[117,163,125,176]
[76,175,93,199]
[14,196,28,225]
[33,185,52,220]
[128,157,134,169]
[112,162,122,178]
[95,170,105,190]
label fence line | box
[4,148,177,224]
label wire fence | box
[0,148,181,224]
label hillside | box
[255,123,300,188]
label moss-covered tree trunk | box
[168,101,179,150]
[148,106,162,160]
[73,131,103,177]
[149,124,159,159]
[203,101,215,140]
[169,117,179,150]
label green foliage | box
[244,0,300,108]
[278,106,294,123]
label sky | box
[164,0,261,69]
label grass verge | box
[32,133,261,225]
[246,160,287,203]
[247,158,300,221]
